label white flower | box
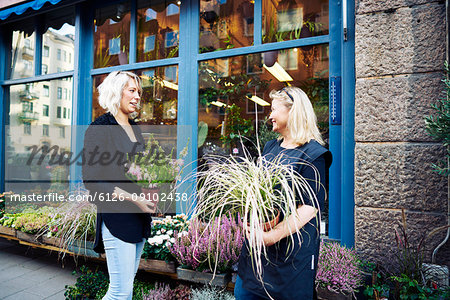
[179,231,188,237]
[167,230,173,236]
[154,236,163,245]
[156,230,161,235]
[161,234,170,240]
[170,238,175,243]
[161,228,166,233]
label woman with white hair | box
[235,87,332,299]
[82,71,155,300]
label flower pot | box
[141,187,160,201]
[176,267,231,287]
[0,225,15,237]
[16,231,41,244]
[316,287,352,300]
[139,258,176,273]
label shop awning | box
[0,0,62,21]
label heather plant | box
[191,285,235,300]
[316,241,363,296]
[142,283,191,300]
[169,214,244,273]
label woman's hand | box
[245,226,279,247]
[113,187,157,214]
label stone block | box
[356,0,431,14]
[355,72,444,142]
[356,2,445,77]
[355,143,447,212]
[355,208,450,269]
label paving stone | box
[0,277,41,297]
[3,290,45,300]
[45,290,67,300]
[25,278,68,298]
[0,265,29,281]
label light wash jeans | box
[102,222,146,300]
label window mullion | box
[129,0,137,64]
[254,0,262,46]
[34,15,43,76]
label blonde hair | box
[97,71,142,116]
[269,86,325,146]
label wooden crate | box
[176,267,230,287]
[139,258,176,273]
[16,231,40,244]
[0,225,15,237]
[41,236,62,247]
[68,240,99,258]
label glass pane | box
[10,31,36,79]
[262,0,329,43]
[199,0,253,53]
[94,2,131,68]
[42,8,75,73]
[198,44,329,157]
[92,66,178,125]
[136,0,180,62]
[6,78,73,196]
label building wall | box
[354,0,449,267]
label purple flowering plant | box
[169,214,244,273]
[316,241,363,296]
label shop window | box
[199,0,253,53]
[10,30,35,79]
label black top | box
[82,112,151,253]
[237,139,332,300]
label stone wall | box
[354,0,449,267]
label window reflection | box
[199,0,253,53]
[92,66,178,125]
[137,0,180,62]
[262,0,329,43]
[10,31,35,79]
[198,44,329,159]
[42,8,75,73]
[6,78,73,195]
[94,2,131,68]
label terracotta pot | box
[141,187,160,202]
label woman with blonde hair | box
[235,86,332,299]
[83,71,155,300]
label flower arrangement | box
[143,214,189,262]
[316,241,363,296]
[126,134,189,188]
[0,206,54,234]
[169,214,244,273]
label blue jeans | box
[102,222,145,300]
[234,275,269,300]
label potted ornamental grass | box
[183,147,321,282]
[316,241,363,299]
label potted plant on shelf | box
[140,214,189,273]
[315,240,363,300]
[169,214,243,286]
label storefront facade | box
[3,0,446,267]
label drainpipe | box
[431,0,450,264]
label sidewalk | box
[0,237,77,300]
